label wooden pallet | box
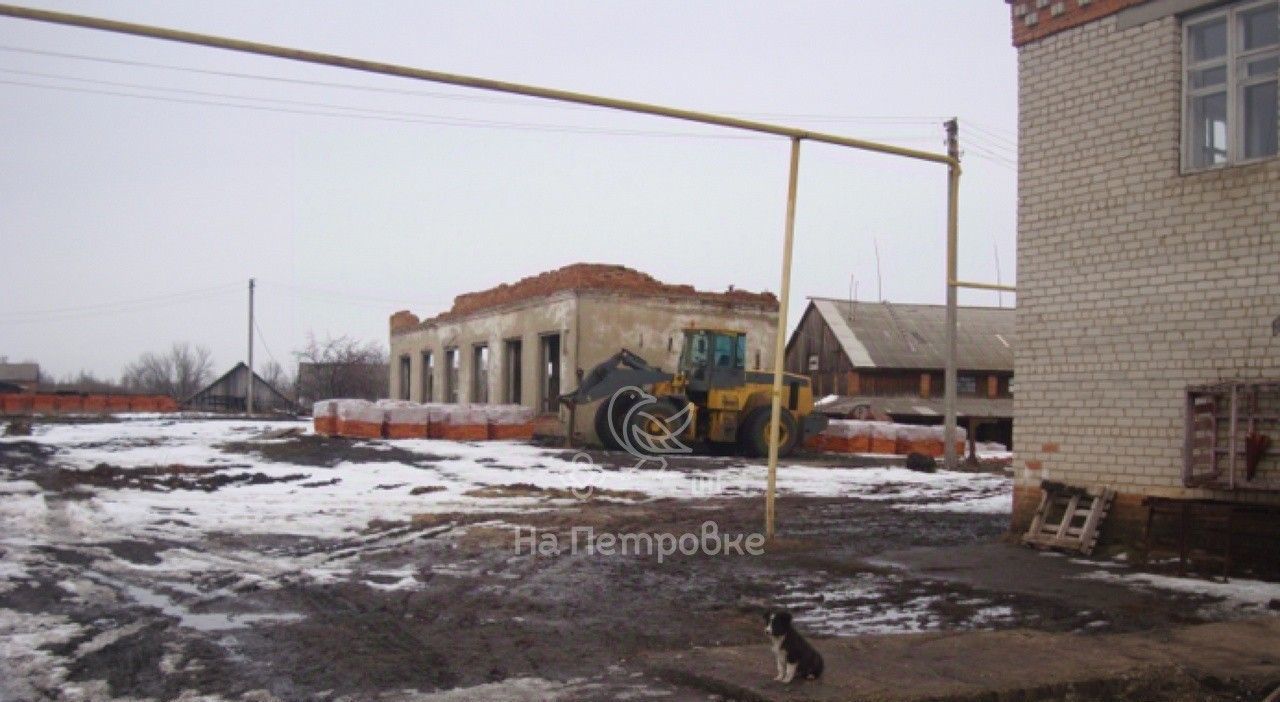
[1022,482,1115,556]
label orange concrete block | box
[155,396,179,412]
[848,435,871,453]
[54,396,84,413]
[313,416,337,435]
[31,395,56,413]
[386,422,430,439]
[870,438,896,454]
[489,423,534,441]
[106,396,132,412]
[129,396,160,412]
[83,395,108,413]
[2,394,33,413]
[339,420,385,439]
[439,423,488,441]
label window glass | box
[1192,65,1227,87]
[1190,91,1229,167]
[1242,5,1279,49]
[735,335,747,369]
[1244,80,1279,157]
[1190,18,1228,60]
[1247,56,1280,76]
[713,334,734,368]
[689,332,708,366]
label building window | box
[956,374,979,396]
[421,351,434,402]
[807,353,819,371]
[472,344,489,404]
[445,348,459,403]
[1183,1,1279,170]
[397,355,411,400]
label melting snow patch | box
[1078,570,1280,615]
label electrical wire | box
[0,44,1014,145]
[0,283,240,319]
[0,285,241,325]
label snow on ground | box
[3,416,1011,544]
[0,415,1013,698]
[777,571,1019,636]
[1078,569,1280,616]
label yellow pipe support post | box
[765,137,802,540]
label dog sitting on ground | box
[764,610,824,683]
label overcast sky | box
[0,1,1017,381]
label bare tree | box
[294,334,388,404]
[121,343,214,399]
[259,359,293,399]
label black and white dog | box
[764,610,824,683]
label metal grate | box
[1184,381,1280,492]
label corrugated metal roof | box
[806,298,1014,371]
[0,363,39,383]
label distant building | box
[185,362,294,413]
[0,362,39,394]
[1004,0,1280,540]
[785,299,1015,447]
[296,362,389,407]
[389,263,778,443]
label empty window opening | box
[504,339,523,405]
[445,348,459,404]
[540,333,561,414]
[421,351,434,402]
[398,355,411,400]
[473,344,490,404]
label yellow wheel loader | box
[560,328,827,457]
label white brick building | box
[1006,0,1280,540]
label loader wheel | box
[593,387,642,451]
[620,399,686,457]
[740,406,799,458]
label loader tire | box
[620,399,686,457]
[593,387,642,451]
[740,406,799,458]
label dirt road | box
[1,417,1275,701]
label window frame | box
[1182,0,1280,172]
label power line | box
[0,286,241,325]
[0,43,551,108]
[0,76,779,140]
[0,44,1006,141]
[0,282,239,319]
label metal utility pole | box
[247,277,255,416]
[765,137,802,540]
[943,119,960,470]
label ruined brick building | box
[1006,0,1280,550]
[389,263,778,442]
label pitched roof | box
[0,363,39,383]
[803,298,1015,371]
[186,362,293,406]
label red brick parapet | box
[1005,0,1148,47]
[392,263,778,334]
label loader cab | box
[678,329,746,389]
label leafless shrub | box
[294,334,388,405]
[121,343,214,399]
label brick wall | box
[1014,12,1280,531]
[1006,0,1147,47]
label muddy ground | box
[1,422,1276,701]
